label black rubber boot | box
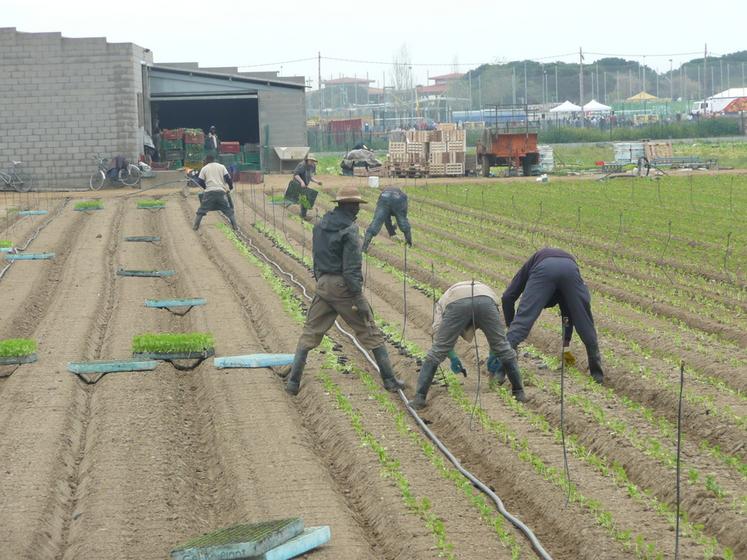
[285,347,309,395]
[192,214,203,231]
[228,214,238,231]
[587,346,604,384]
[372,346,405,392]
[404,230,413,247]
[504,359,527,403]
[409,358,438,409]
[361,232,373,253]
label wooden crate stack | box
[387,125,466,177]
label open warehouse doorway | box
[152,97,260,145]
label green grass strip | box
[0,338,37,358]
[132,332,214,354]
[74,200,103,210]
[0,239,12,248]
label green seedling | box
[0,240,12,248]
[132,333,214,354]
[0,338,37,358]
[74,200,103,211]
[136,199,165,208]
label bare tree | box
[390,44,414,121]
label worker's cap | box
[334,186,367,204]
[305,153,318,162]
[209,125,216,131]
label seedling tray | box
[5,252,54,261]
[68,359,159,375]
[125,236,161,243]
[214,353,294,369]
[74,207,103,212]
[137,205,166,210]
[117,269,175,277]
[17,210,48,216]
[0,353,37,365]
[0,247,14,253]
[133,349,214,361]
[171,518,303,560]
[145,298,206,316]
[263,526,331,560]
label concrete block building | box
[0,28,307,189]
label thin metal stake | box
[560,316,572,508]
[675,361,685,560]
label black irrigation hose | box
[229,223,553,560]
[0,198,68,281]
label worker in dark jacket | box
[502,248,604,383]
[292,154,323,220]
[408,280,525,410]
[362,186,412,252]
[286,186,406,396]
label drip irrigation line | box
[675,361,685,560]
[228,221,553,560]
[0,198,68,282]
[560,317,572,509]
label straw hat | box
[305,153,318,162]
[334,186,367,204]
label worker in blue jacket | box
[502,248,604,384]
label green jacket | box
[312,207,363,294]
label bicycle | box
[0,161,34,192]
[89,154,141,190]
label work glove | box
[449,355,466,376]
[487,352,502,375]
[562,349,576,368]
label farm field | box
[0,170,745,560]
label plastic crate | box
[168,160,183,170]
[161,128,184,141]
[219,154,239,166]
[161,139,184,150]
[183,129,205,145]
[219,141,240,154]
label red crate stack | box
[161,128,184,141]
[184,129,205,145]
[219,141,241,154]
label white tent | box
[550,100,582,113]
[583,99,611,113]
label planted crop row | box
[365,234,747,485]
[405,199,746,333]
[219,223,525,558]
[366,220,747,426]
[241,212,701,559]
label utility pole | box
[642,56,646,93]
[555,64,559,102]
[703,43,708,103]
[318,51,323,150]
[512,66,516,104]
[523,61,528,104]
[579,47,584,106]
[603,71,607,104]
[719,59,723,92]
[669,59,674,101]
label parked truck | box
[475,105,540,177]
[691,88,747,116]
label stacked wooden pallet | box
[387,125,467,177]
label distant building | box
[0,27,307,188]
[321,77,374,109]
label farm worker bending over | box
[192,155,237,231]
[286,186,406,396]
[502,248,604,384]
[408,280,525,410]
[293,153,323,220]
[361,185,412,252]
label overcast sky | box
[4,0,746,87]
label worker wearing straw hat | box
[286,186,406,396]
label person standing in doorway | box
[205,125,219,157]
